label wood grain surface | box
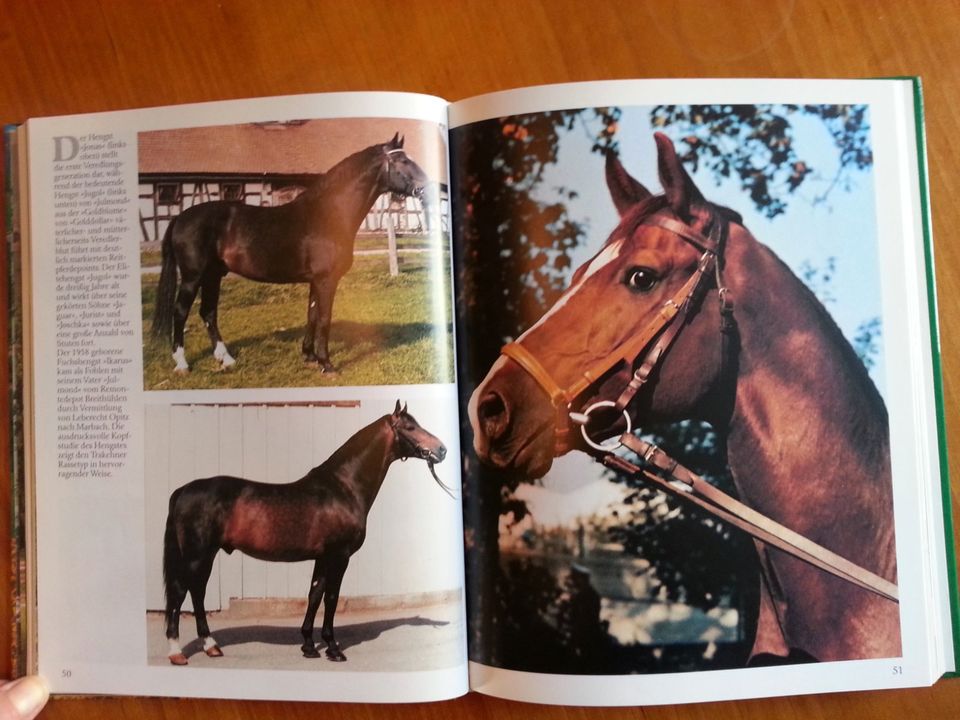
[1,0,958,717]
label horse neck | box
[315,417,398,511]
[721,232,894,572]
[304,149,386,234]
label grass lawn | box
[142,252,454,390]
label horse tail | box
[162,489,185,608]
[151,218,179,341]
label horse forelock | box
[603,196,668,248]
[604,194,740,254]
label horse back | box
[169,474,367,563]
[171,199,344,284]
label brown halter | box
[501,211,733,454]
[497,210,898,602]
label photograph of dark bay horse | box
[468,133,900,666]
[151,132,433,374]
[162,401,453,665]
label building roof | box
[138,117,447,182]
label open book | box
[4,79,958,706]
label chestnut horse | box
[469,133,899,664]
[151,133,433,374]
[162,402,451,665]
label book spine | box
[3,124,27,679]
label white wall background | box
[144,398,461,612]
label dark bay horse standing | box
[151,133,432,374]
[162,402,451,665]
[469,133,900,664]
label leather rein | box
[498,211,899,603]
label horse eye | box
[624,266,659,293]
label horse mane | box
[317,413,392,472]
[302,142,386,198]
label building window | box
[156,183,181,205]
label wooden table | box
[1,0,958,717]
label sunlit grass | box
[142,253,454,390]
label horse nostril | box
[477,391,509,442]
[436,445,447,461]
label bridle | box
[496,209,899,603]
[384,147,425,201]
[391,414,457,499]
[393,416,439,462]
[501,209,734,455]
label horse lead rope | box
[588,431,899,603]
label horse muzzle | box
[423,444,446,464]
[468,357,559,478]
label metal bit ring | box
[570,400,632,451]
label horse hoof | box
[319,364,338,376]
[325,649,347,662]
[169,653,189,666]
[204,645,224,658]
[301,644,321,658]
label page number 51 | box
[892,665,903,675]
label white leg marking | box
[168,638,183,657]
[203,635,219,651]
[172,346,189,372]
[213,341,236,368]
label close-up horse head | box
[468,131,898,663]
[470,132,742,478]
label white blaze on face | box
[515,238,626,343]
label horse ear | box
[390,132,400,147]
[605,151,653,216]
[654,132,704,218]
[393,399,402,415]
[399,134,405,148]
[402,402,408,414]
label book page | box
[22,92,468,702]
[448,79,952,705]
